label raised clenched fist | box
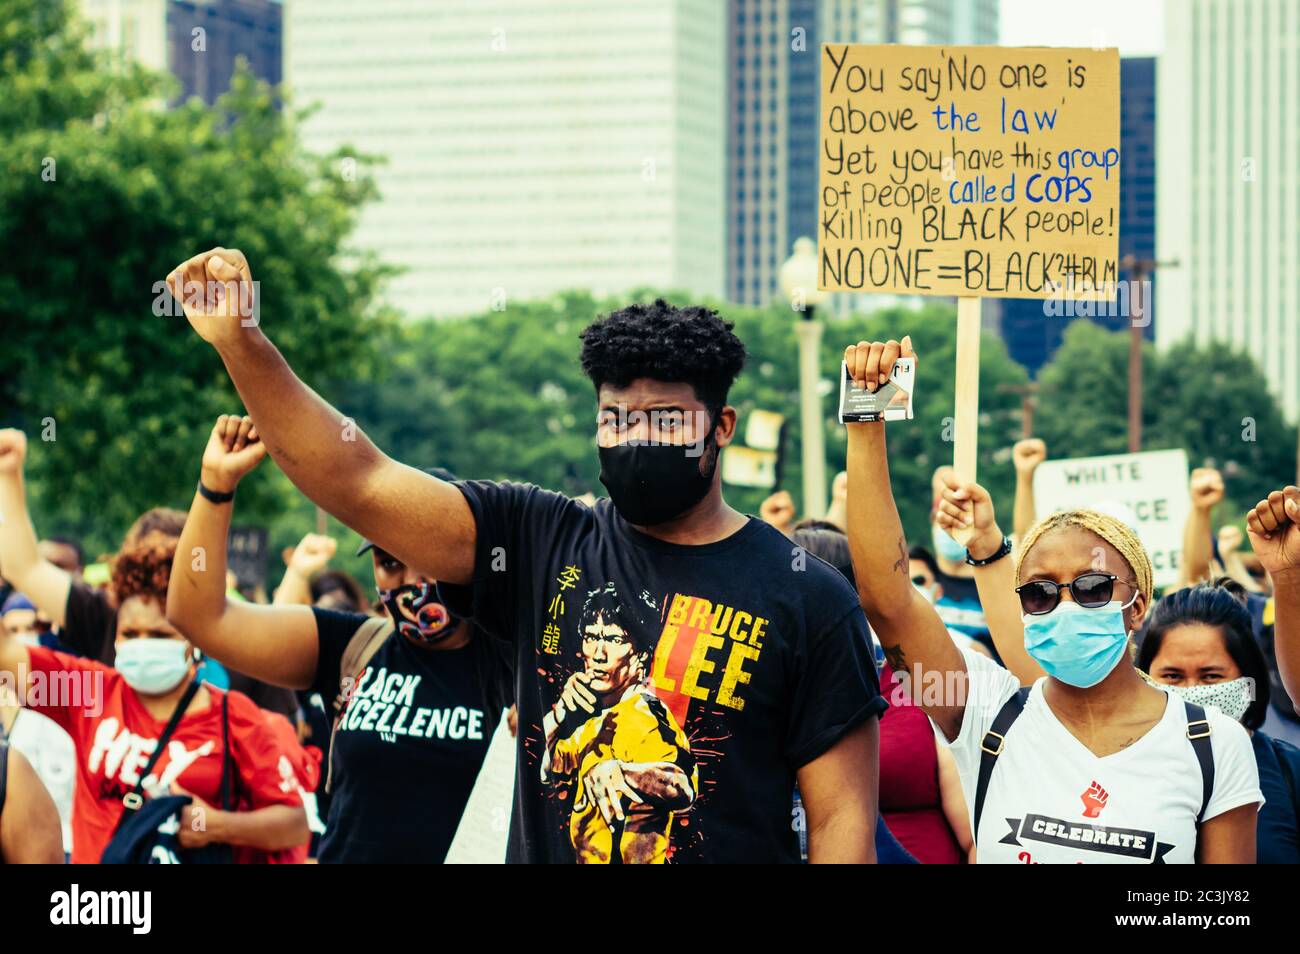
[1189,467,1225,512]
[287,533,337,578]
[1012,438,1047,478]
[165,247,257,348]
[0,429,28,477]
[1245,486,1300,577]
[200,414,266,494]
[760,490,797,534]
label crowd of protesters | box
[0,245,1296,864]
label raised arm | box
[1181,467,1224,585]
[1246,485,1300,710]
[0,430,73,627]
[165,248,475,584]
[843,336,967,739]
[167,416,320,690]
[273,533,337,606]
[934,473,1045,686]
[1010,438,1046,542]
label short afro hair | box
[579,299,747,415]
[110,533,177,606]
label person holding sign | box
[164,248,885,864]
[844,336,1261,863]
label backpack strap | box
[325,616,394,794]
[217,691,233,812]
[121,678,202,815]
[972,685,1032,844]
[1183,700,1215,823]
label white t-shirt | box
[8,707,76,853]
[944,648,1263,864]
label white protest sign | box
[444,709,515,864]
[1032,449,1190,589]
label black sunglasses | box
[1015,572,1137,616]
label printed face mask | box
[1022,599,1133,689]
[598,431,717,527]
[379,582,459,645]
[1165,677,1255,723]
[931,523,967,563]
[115,638,192,695]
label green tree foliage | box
[341,294,1031,549]
[0,0,395,557]
[1034,320,1297,526]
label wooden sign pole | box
[953,296,981,483]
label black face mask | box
[598,428,718,527]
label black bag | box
[100,681,236,864]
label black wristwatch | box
[197,480,235,504]
[966,535,1012,567]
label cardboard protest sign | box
[818,45,1120,300]
[1033,449,1190,589]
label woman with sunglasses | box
[844,336,1261,863]
[935,468,1294,862]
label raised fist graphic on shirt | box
[1080,780,1109,818]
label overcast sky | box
[999,0,1164,55]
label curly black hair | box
[578,299,747,415]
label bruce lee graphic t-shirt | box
[440,481,886,864]
[947,648,1263,864]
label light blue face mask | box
[115,638,192,695]
[931,523,967,563]
[1022,599,1133,688]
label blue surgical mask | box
[1022,600,1132,688]
[115,638,192,695]
[932,523,967,563]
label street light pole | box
[1119,255,1178,453]
[794,310,827,519]
[779,237,830,519]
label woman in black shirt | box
[166,416,511,863]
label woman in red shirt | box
[0,531,312,864]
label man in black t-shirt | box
[167,247,886,863]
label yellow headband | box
[1015,509,1153,604]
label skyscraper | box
[999,56,1158,374]
[728,0,998,309]
[1157,0,1300,420]
[78,0,281,105]
[286,0,726,320]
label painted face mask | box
[115,638,192,695]
[379,582,459,645]
[1022,599,1134,689]
[1165,677,1255,723]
